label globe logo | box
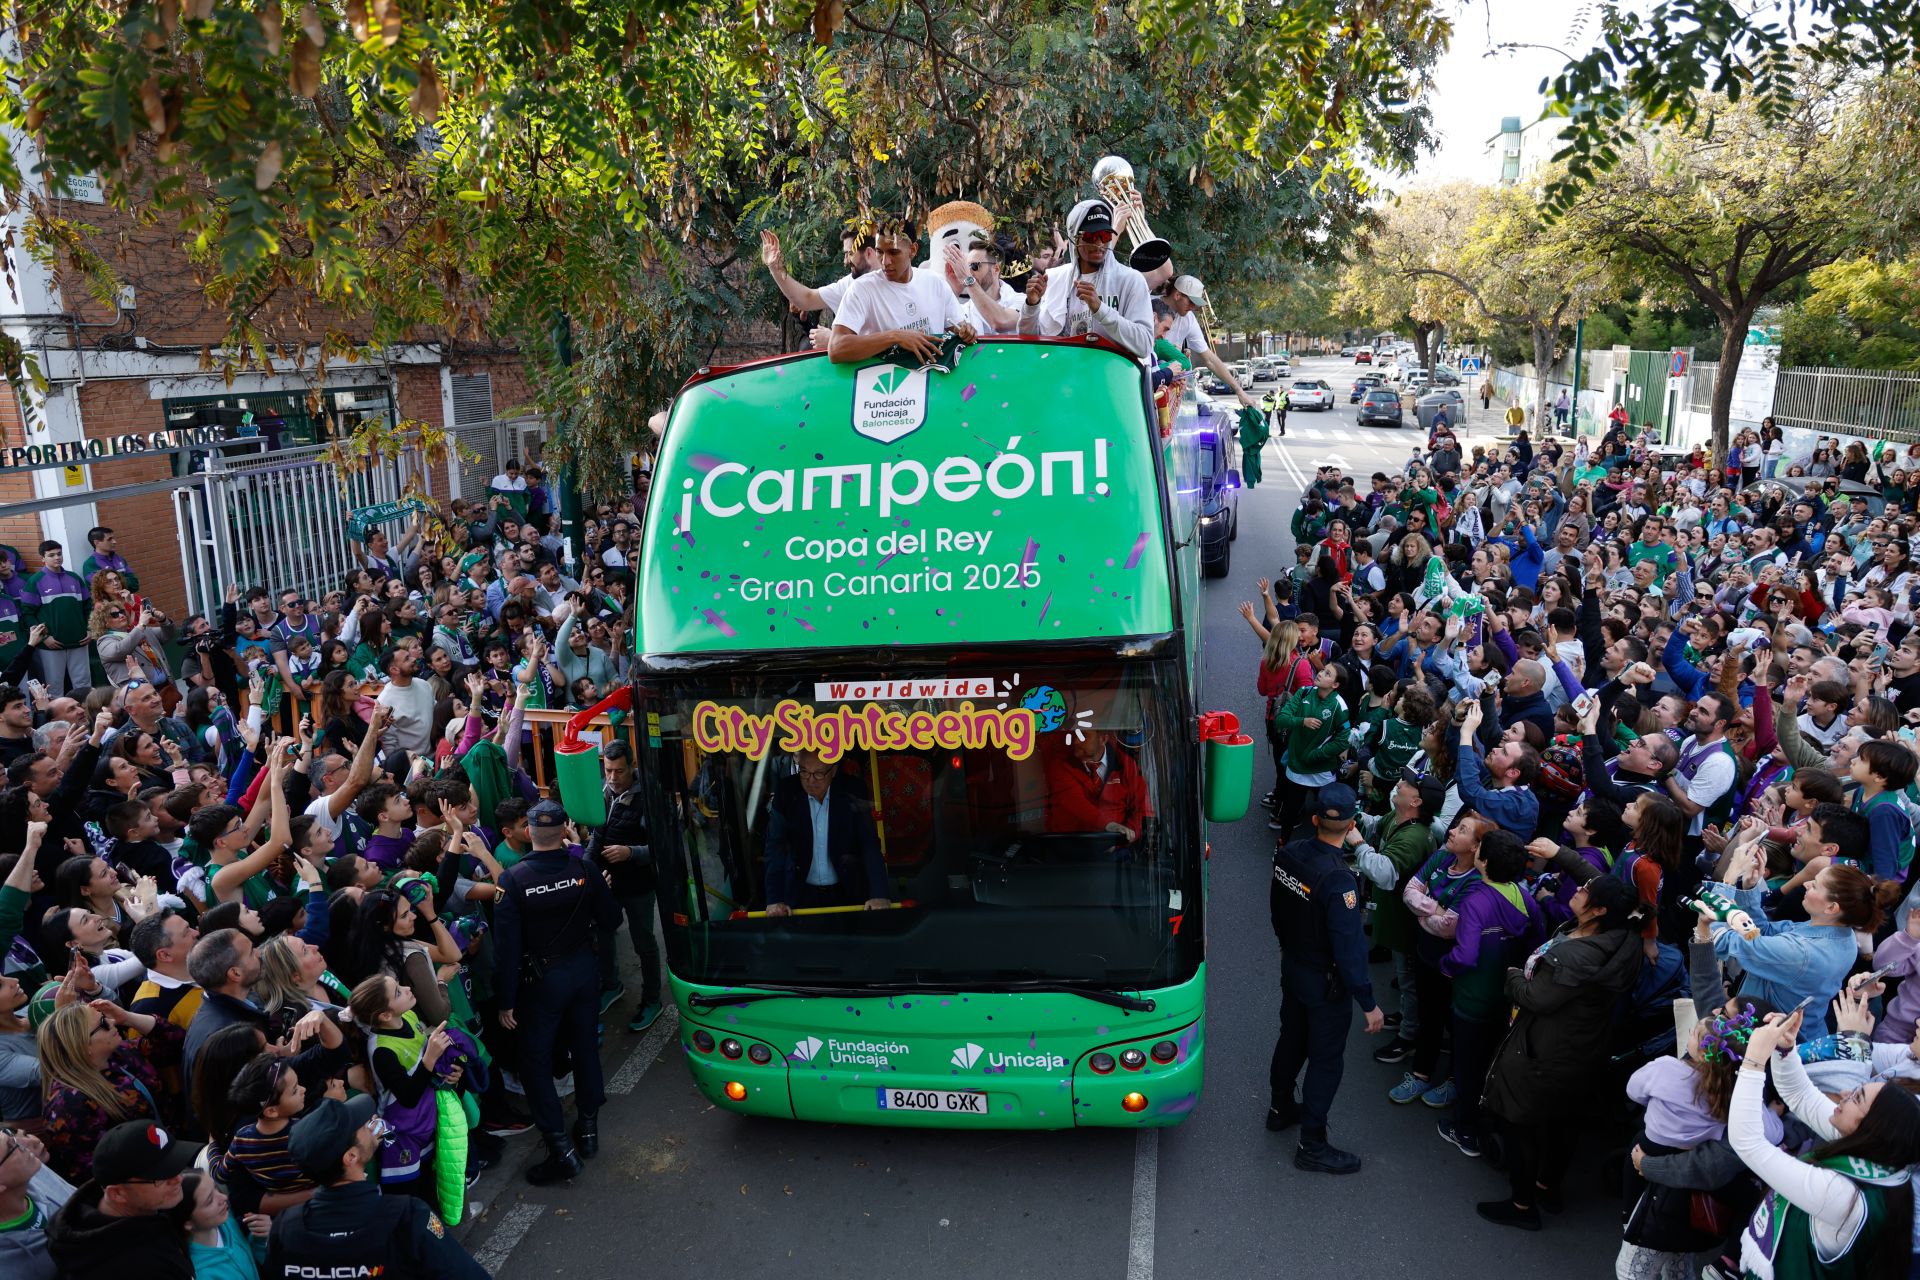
[1019,685,1067,733]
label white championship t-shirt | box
[963,281,1024,335]
[834,267,963,338]
[817,272,858,314]
[1165,310,1211,355]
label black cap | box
[1314,783,1358,821]
[1074,199,1115,235]
[1400,767,1447,811]
[288,1095,377,1179]
[528,800,569,829]
[91,1121,203,1187]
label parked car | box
[1248,360,1282,385]
[1357,388,1403,427]
[1349,373,1386,402]
[1405,368,1433,392]
[1414,388,1467,432]
[1340,346,1357,358]
[1201,374,1235,396]
[1432,367,1462,387]
[1287,379,1335,411]
[1750,475,1887,518]
[1354,349,1373,364]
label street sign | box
[1459,356,1482,373]
[347,497,429,539]
[1669,348,1691,376]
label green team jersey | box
[80,554,138,592]
[24,569,86,645]
[1742,1162,1889,1280]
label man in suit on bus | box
[764,751,892,915]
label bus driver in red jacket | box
[1043,728,1153,845]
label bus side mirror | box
[1198,712,1253,824]
[553,688,635,827]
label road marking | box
[1127,1128,1159,1280]
[473,1201,546,1276]
[608,1004,681,1094]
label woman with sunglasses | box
[36,997,184,1183]
[88,597,176,690]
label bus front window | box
[646,660,1199,991]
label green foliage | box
[2,0,1449,499]
[1537,0,1920,214]
[1779,258,1920,370]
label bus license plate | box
[876,1087,987,1115]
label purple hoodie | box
[1538,846,1611,927]
[1442,877,1544,1019]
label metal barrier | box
[518,706,639,795]
[172,439,430,619]
[1771,366,1920,443]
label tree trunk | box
[1710,312,1755,468]
[1530,321,1554,435]
[1413,322,1435,373]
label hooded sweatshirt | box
[0,1164,74,1280]
[44,1181,193,1280]
[1442,877,1543,1020]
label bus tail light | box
[720,1038,743,1059]
[1121,1092,1148,1113]
[1119,1049,1146,1071]
[1150,1040,1178,1064]
[1089,1052,1116,1074]
[692,1030,715,1053]
[747,1044,772,1064]
[724,1081,748,1101]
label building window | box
[159,384,396,471]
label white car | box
[1286,379,1334,411]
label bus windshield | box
[643,657,1201,991]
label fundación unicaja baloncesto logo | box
[950,1042,984,1069]
[791,1035,824,1063]
[852,362,930,443]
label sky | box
[1413,0,1602,183]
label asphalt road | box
[456,356,1623,1279]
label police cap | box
[289,1095,378,1179]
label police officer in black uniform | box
[265,1095,488,1280]
[494,800,621,1184]
[1266,782,1385,1174]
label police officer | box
[1266,782,1384,1174]
[494,800,621,1184]
[265,1096,488,1279]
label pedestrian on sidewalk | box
[1479,378,1493,412]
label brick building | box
[0,161,545,617]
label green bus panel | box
[676,968,1205,1130]
[639,343,1174,653]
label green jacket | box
[1364,814,1438,954]
[1274,688,1349,776]
[25,568,86,646]
[1291,506,1327,547]
[80,554,138,593]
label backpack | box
[1536,734,1586,802]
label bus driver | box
[1044,728,1153,847]
[763,751,894,915]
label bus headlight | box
[1089,1052,1116,1074]
[720,1038,743,1059]
[1119,1048,1147,1071]
[724,1081,748,1101]
[747,1043,772,1065]
[692,1030,715,1053]
[1121,1092,1148,1113]
[1150,1040,1178,1064]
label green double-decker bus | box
[632,336,1228,1129]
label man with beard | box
[1019,198,1154,359]
[760,225,883,351]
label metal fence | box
[448,415,548,501]
[1688,361,1719,413]
[1771,366,1920,443]
[172,439,431,619]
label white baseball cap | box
[1172,275,1210,307]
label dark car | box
[1433,367,1462,387]
[1349,373,1386,402]
[1357,388,1403,427]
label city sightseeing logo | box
[951,1043,983,1068]
[852,362,929,444]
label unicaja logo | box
[792,1036,824,1063]
[951,1042,984,1069]
[852,362,929,443]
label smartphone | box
[1788,993,1821,1018]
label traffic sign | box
[1459,356,1482,373]
[1669,348,1691,376]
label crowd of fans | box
[0,460,660,1279]
[1257,416,1920,1277]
